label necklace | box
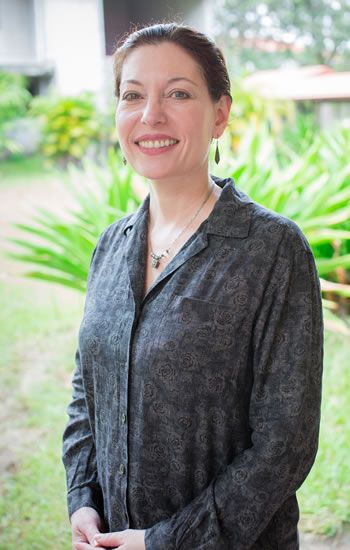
[149,181,215,269]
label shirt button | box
[121,413,127,423]
[119,464,125,475]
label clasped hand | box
[71,507,145,550]
[93,529,145,549]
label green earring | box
[215,140,220,165]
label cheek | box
[185,109,215,145]
[186,104,214,130]
[116,111,137,144]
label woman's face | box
[116,42,230,182]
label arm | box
[62,348,104,519]
[62,233,107,520]
[145,226,323,549]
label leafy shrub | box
[228,82,296,150]
[0,72,32,157]
[8,149,141,291]
[29,93,106,164]
[0,72,32,124]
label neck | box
[148,169,214,229]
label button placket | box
[118,327,133,524]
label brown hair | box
[113,23,231,102]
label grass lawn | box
[0,280,84,550]
[0,154,57,185]
[297,319,350,535]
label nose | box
[141,97,166,126]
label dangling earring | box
[215,140,220,165]
[122,156,127,166]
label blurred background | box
[0,1,349,548]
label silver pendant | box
[150,250,168,269]
[151,253,161,269]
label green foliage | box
[0,72,32,156]
[7,149,141,291]
[29,93,105,163]
[228,81,297,150]
[0,72,32,124]
[277,108,320,161]
[215,0,350,70]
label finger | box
[86,527,102,545]
[72,529,101,547]
[74,543,95,550]
[93,532,123,547]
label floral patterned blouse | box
[63,176,323,549]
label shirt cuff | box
[67,483,104,521]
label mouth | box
[135,138,179,149]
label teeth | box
[138,139,178,148]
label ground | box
[0,172,349,549]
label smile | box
[137,139,179,149]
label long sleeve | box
[62,348,104,519]
[62,234,107,520]
[145,225,323,549]
[61,212,135,528]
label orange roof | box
[243,66,350,101]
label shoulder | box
[233,184,312,257]
[236,191,319,288]
[97,213,134,248]
[88,212,134,269]
[231,189,322,303]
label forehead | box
[120,42,205,84]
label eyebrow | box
[121,77,199,87]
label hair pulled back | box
[113,23,231,103]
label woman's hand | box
[93,529,146,549]
[71,506,105,550]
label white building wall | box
[33,0,47,62]
[186,0,213,36]
[43,0,105,101]
[0,0,36,62]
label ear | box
[213,95,232,138]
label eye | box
[122,92,142,101]
[170,90,190,99]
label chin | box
[133,164,180,182]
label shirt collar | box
[123,176,252,239]
[206,176,252,238]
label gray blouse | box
[62,176,323,549]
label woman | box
[62,23,323,550]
